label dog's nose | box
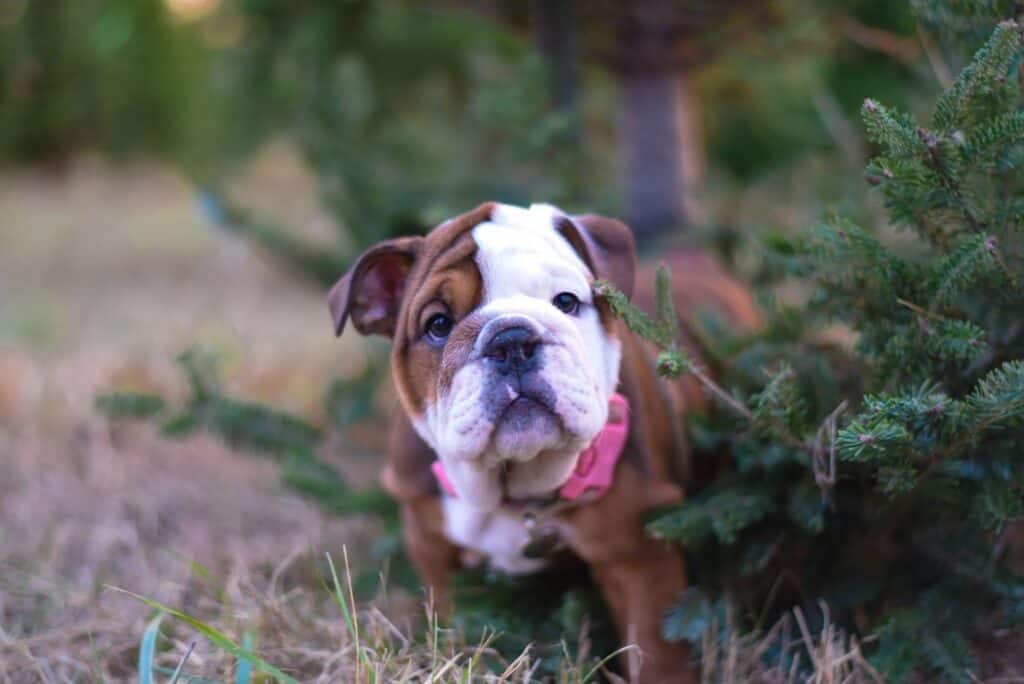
[484,326,540,375]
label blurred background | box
[0,0,959,679]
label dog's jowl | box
[328,202,759,684]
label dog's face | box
[329,203,636,511]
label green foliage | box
[0,0,214,163]
[599,13,1024,682]
[933,20,1020,132]
[863,99,924,158]
[913,0,1015,51]
[192,0,602,281]
[662,588,723,645]
[653,483,777,547]
[95,391,166,419]
[595,266,681,350]
[95,347,409,600]
[871,603,977,684]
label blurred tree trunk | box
[493,0,756,241]
[612,0,707,244]
[618,68,703,243]
[589,0,763,243]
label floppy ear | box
[556,214,637,299]
[328,236,423,337]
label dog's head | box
[329,203,635,511]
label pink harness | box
[431,393,630,501]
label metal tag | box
[521,510,563,559]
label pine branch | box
[836,419,913,464]
[648,484,776,546]
[976,475,1024,528]
[95,392,167,419]
[958,359,1024,430]
[866,157,950,243]
[96,348,401,523]
[654,266,679,343]
[918,126,984,233]
[750,365,804,441]
[932,19,1021,132]
[963,110,1024,160]
[198,189,348,287]
[862,99,925,158]
[922,319,987,366]
[597,275,757,422]
[594,278,674,348]
[598,274,842,486]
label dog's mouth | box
[497,394,556,422]
[490,394,565,462]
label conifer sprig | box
[933,19,1021,132]
[595,275,836,461]
[597,271,757,421]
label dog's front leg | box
[399,496,461,615]
[564,468,696,683]
[382,415,463,613]
[590,540,695,684]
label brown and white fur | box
[328,202,760,683]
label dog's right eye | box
[425,314,454,342]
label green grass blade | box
[326,551,375,683]
[110,586,297,684]
[89,630,107,684]
[139,615,163,684]
[325,552,359,650]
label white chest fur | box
[441,496,551,574]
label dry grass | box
[0,387,622,682]
[692,604,885,684]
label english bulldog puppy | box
[328,202,760,684]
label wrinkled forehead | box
[399,203,594,337]
[472,204,593,300]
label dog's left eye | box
[552,292,580,315]
[425,313,454,342]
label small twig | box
[859,652,888,684]
[792,606,823,672]
[687,363,754,421]
[811,88,863,169]
[812,400,849,505]
[965,319,1023,379]
[841,16,920,64]
[917,26,953,89]
[896,298,948,322]
[168,641,196,684]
